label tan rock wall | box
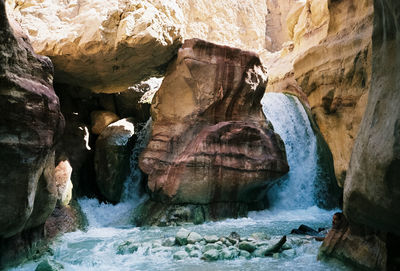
[6,0,268,93]
[264,0,373,186]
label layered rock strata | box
[0,0,64,266]
[320,0,400,269]
[138,39,289,224]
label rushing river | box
[10,93,350,271]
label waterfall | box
[78,119,152,227]
[261,93,318,209]
[121,118,152,202]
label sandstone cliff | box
[264,0,373,186]
[0,0,64,265]
[319,0,400,269]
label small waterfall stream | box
[9,96,347,271]
[78,119,152,228]
[261,93,318,209]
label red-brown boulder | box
[139,39,288,214]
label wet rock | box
[202,249,220,261]
[220,248,237,260]
[116,241,139,255]
[252,246,269,258]
[187,232,203,244]
[94,118,136,202]
[176,228,190,246]
[203,243,223,252]
[161,237,176,247]
[204,235,219,243]
[139,39,289,220]
[35,259,64,271]
[189,250,202,258]
[173,251,189,260]
[239,250,252,259]
[238,241,257,253]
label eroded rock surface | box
[6,0,268,93]
[263,0,373,185]
[0,0,63,266]
[0,0,63,238]
[139,39,288,222]
[320,0,400,269]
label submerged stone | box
[35,259,64,271]
[173,251,189,260]
[238,241,257,252]
[176,228,191,245]
[162,237,176,247]
[204,235,219,243]
[116,241,139,255]
[202,249,220,261]
[187,232,203,244]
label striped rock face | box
[139,39,289,207]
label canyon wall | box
[264,0,373,186]
[0,0,64,265]
[319,0,400,270]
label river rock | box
[204,235,219,243]
[189,250,202,258]
[239,250,252,259]
[238,241,257,253]
[35,259,64,271]
[202,249,220,261]
[139,39,288,221]
[220,248,237,260]
[203,243,223,252]
[176,228,191,246]
[94,118,136,202]
[187,232,203,244]
[173,250,189,260]
[116,241,139,255]
[161,237,176,247]
[0,1,63,264]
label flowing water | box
[9,93,350,271]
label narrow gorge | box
[0,0,399,270]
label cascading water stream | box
[78,119,152,227]
[9,95,347,271]
[261,93,318,209]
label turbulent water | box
[10,94,350,271]
[261,93,318,209]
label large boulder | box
[319,0,400,269]
[6,0,182,93]
[6,0,268,93]
[95,118,136,202]
[138,39,289,222]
